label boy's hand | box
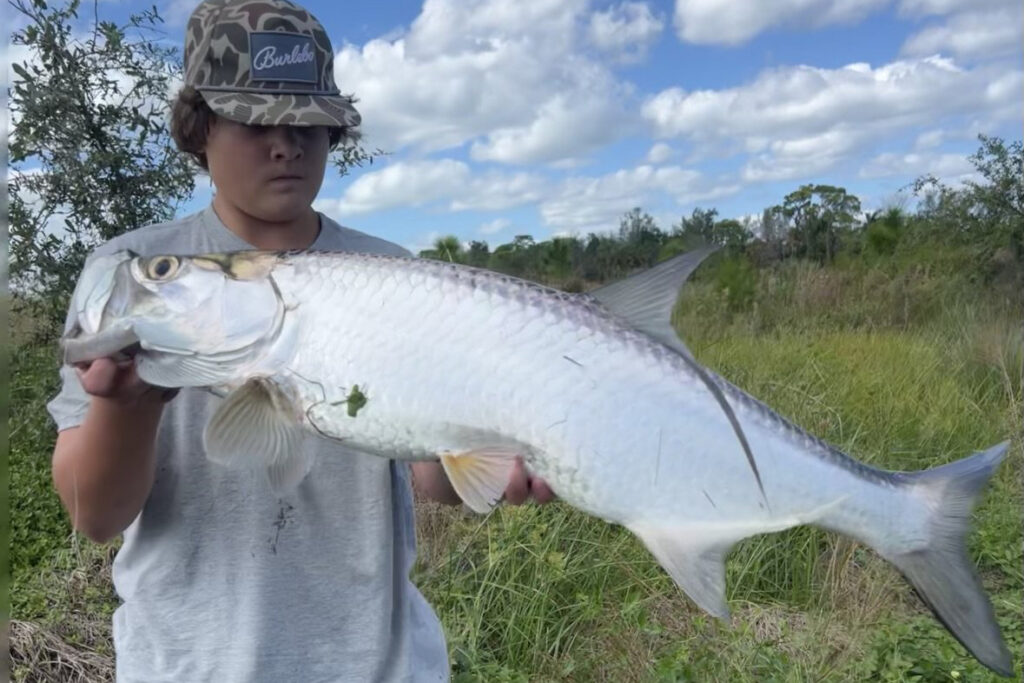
[503,457,555,505]
[74,357,178,406]
[54,355,173,543]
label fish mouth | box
[62,323,141,365]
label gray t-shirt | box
[47,206,450,683]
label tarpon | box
[61,248,1015,676]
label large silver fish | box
[62,247,1013,675]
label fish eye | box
[145,256,180,281]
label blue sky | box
[10,0,1023,253]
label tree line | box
[419,135,1023,291]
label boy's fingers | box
[77,357,153,402]
[78,357,120,396]
[529,478,555,504]
[504,458,529,505]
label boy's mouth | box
[269,172,304,181]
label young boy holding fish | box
[47,1,551,680]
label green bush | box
[714,255,757,312]
[865,220,899,255]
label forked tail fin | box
[888,441,1013,677]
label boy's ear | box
[206,111,222,133]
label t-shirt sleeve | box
[45,268,91,432]
[47,363,90,432]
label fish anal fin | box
[203,377,312,493]
[439,447,521,514]
[629,522,740,619]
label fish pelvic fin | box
[439,447,521,514]
[887,441,1013,677]
[203,377,313,494]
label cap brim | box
[200,91,361,128]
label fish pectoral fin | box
[203,377,312,493]
[628,522,740,620]
[439,447,521,514]
[265,452,315,494]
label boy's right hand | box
[74,358,178,406]
[55,356,174,543]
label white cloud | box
[469,91,632,165]
[479,218,511,235]
[670,0,1018,46]
[337,159,470,214]
[333,0,636,165]
[329,153,747,235]
[587,2,664,63]
[901,6,1024,60]
[897,0,1009,17]
[540,164,738,232]
[450,172,548,211]
[859,150,975,180]
[673,0,886,46]
[162,0,197,26]
[646,142,673,163]
[404,0,586,58]
[643,56,1021,183]
[331,159,547,215]
[741,128,861,182]
[914,129,946,149]
[334,157,739,235]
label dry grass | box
[10,542,117,683]
[9,620,114,683]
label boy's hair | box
[170,86,356,170]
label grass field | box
[9,249,1023,681]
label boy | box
[47,1,552,680]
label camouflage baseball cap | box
[183,0,360,129]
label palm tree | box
[433,235,463,263]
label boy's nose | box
[269,127,303,160]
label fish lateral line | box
[684,355,770,511]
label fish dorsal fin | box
[587,245,717,359]
[628,522,740,619]
[203,377,313,494]
[589,247,769,506]
[438,447,521,514]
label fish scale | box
[61,248,1015,676]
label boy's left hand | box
[504,457,555,505]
